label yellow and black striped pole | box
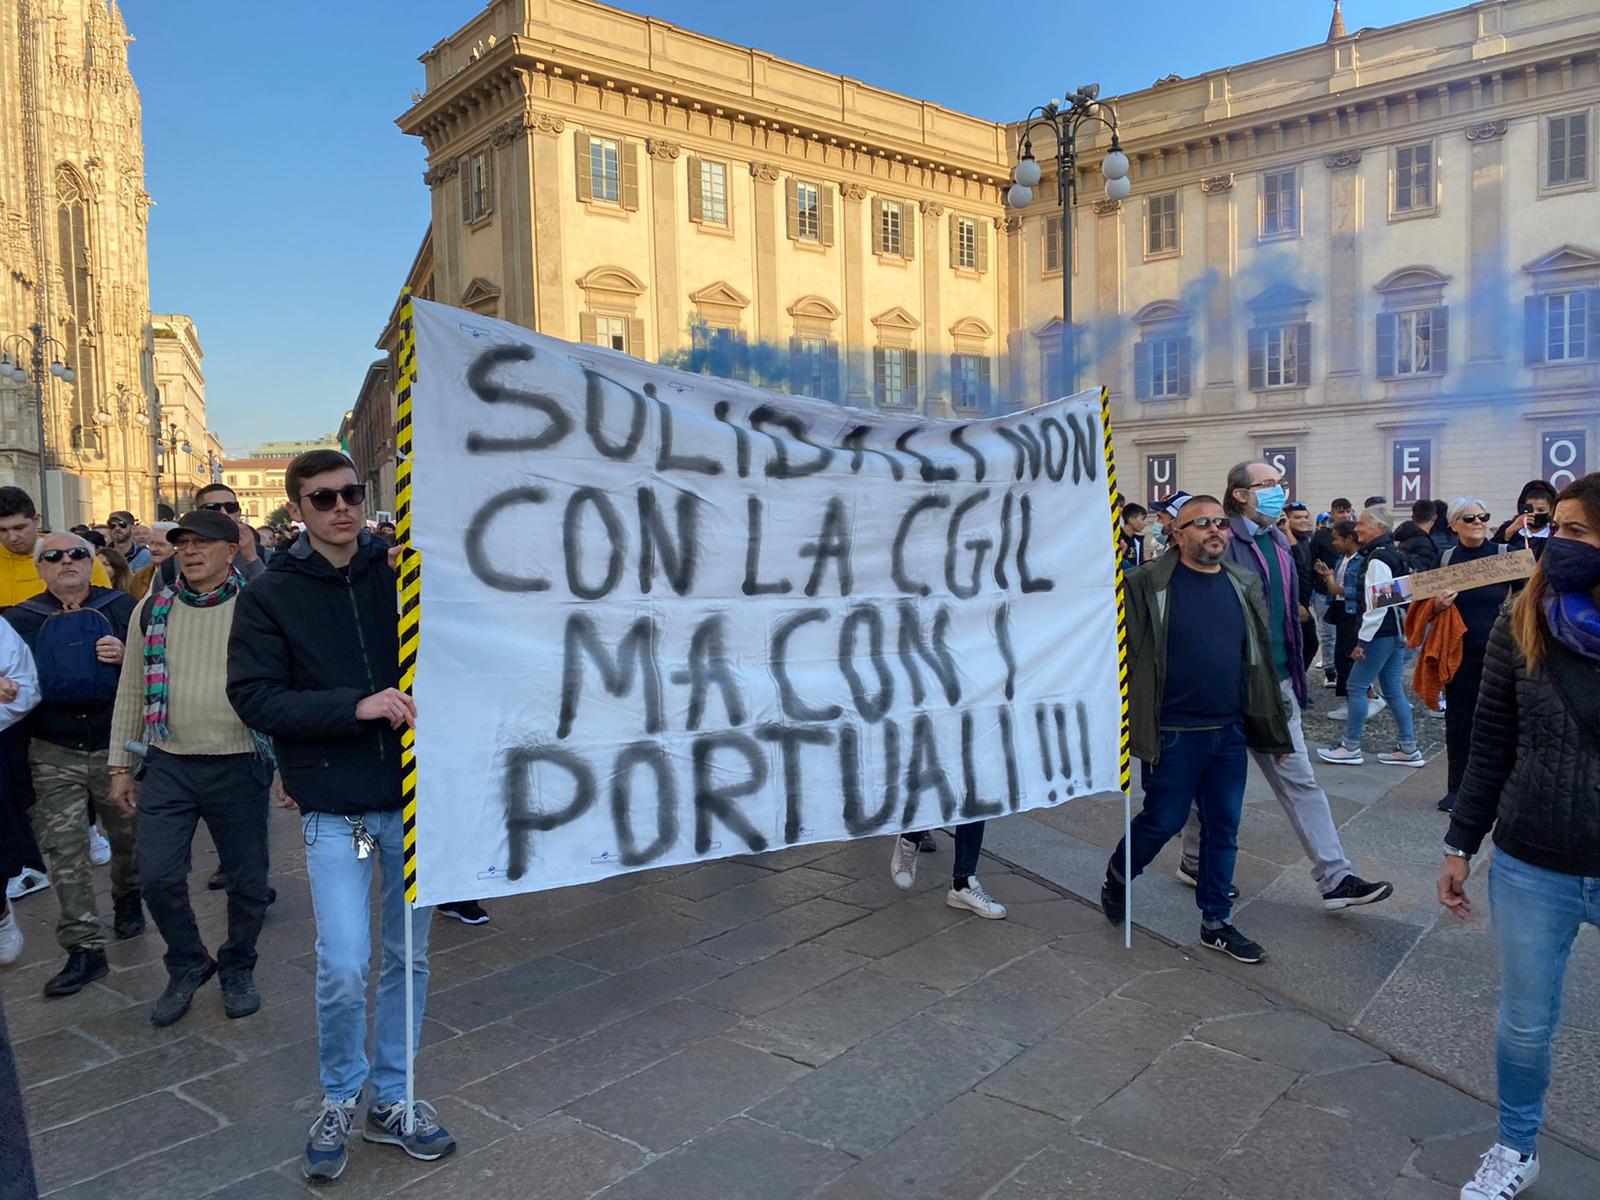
[395,292,422,905]
[1099,386,1134,949]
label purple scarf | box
[1544,592,1600,662]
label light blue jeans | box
[1489,849,1600,1156]
[303,809,433,1105]
[1343,634,1415,749]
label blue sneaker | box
[365,1099,457,1162]
[303,1096,357,1182]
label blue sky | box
[127,0,1447,450]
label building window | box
[1261,168,1298,237]
[1547,112,1591,189]
[590,137,621,203]
[55,165,99,451]
[874,347,917,408]
[1393,141,1435,214]
[880,202,902,256]
[594,315,627,352]
[697,159,727,225]
[1545,292,1589,362]
[955,217,977,270]
[1041,347,1065,401]
[1248,323,1310,390]
[461,150,492,222]
[797,182,821,240]
[790,336,839,400]
[785,179,833,245]
[249,474,260,487]
[1135,336,1191,399]
[1146,192,1178,256]
[1043,214,1064,274]
[691,324,750,380]
[950,353,991,411]
[1377,308,1449,378]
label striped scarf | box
[142,568,246,742]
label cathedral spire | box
[1328,0,1348,42]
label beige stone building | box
[0,0,162,527]
[151,314,224,514]
[220,456,290,525]
[398,0,1599,513]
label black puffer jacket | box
[1447,615,1600,876]
[226,533,402,815]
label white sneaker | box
[6,868,49,901]
[1460,1143,1539,1198]
[1327,704,1348,722]
[889,836,919,891]
[1368,696,1388,716]
[0,908,21,966]
[946,877,1007,920]
[88,825,111,866]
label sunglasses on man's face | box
[1458,513,1493,524]
[199,500,241,515]
[1177,517,1231,531]
[39,547,93,564]
[107,520,130,530]
[300,484,367,513]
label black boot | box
[150,957,218,1028]
[113,891,145,940]
[43,947,109,997]
[207,867,227,891]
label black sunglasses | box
[1458,513,1493,524]
[300,484,366,512]
[1176,516,1232,531]
[39,547,93,563]
[199,500,241,515]
[107,520,130,530]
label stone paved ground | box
[5,805,1600,1199]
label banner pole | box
[395,289,422,1132]
[1097,386,1134,952]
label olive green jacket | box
[1123,552,1294,766]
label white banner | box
[408,299,1123,903]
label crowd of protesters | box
[0,451,1595,1200]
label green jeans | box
[27,740,138,951]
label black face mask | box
[1541,536,1600,596]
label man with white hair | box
[3,531,140,996]
[1318,507,1422,767]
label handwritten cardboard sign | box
[405,298,1124,902]
[1407,549,1536,602]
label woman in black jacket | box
[1438,472,1600,1200]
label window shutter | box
[1248,328,1265,390]
[1588,290,1600,359]
[978,357,992,407]
[949,214,959,267]
[459,162,473,222]
[481,152,494,217]
[733,332,750,382]
[1294,323,1311,386]
[871,197,883,255]
[948,353,960,403]
[1134,341,1152,399]
[1431,306,1449,374]
[1376,313,1397,379]
[579,311,598,345]
[574,131,592,202]
[687,155,703,223]
[1176,336,1191,396]
[1524,296,1545,364]
[627,318,646,357]
[975,219,988,273]
[901,202,915,260]
[621,141,640,211]
[823,340,840,401]
[873,347,886,402]
[905,350,920,406]
[785,178,799,240]
[819,185,835,246]
[789,337,803,392]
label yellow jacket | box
[0,542,111,608]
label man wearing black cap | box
[106,510,274,1028]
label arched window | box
[55,165,99,451]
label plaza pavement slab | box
[3,785,1598,1200]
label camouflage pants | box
[26,741,138,952]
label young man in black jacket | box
[227,451,455,1183]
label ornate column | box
[998,214,1021,407]
[646,138,683,356]
[1466,120,1509,369]
[1200,174,1236,413]
[750,162,781,345]
[422,158,463,314]
[1324,149,1363,407]
[919,200,946,415]
[525,110,568,339]
[840,181,869,403]
[489,116,534,328]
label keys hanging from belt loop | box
[346,816,376,860]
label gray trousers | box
[1182,678,1353,895]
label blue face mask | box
[1253,485,1288,521]
[1541,536,1600,596]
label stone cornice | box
[422,160,460,187]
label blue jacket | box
[1224,515,1308,710]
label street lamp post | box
[1,323,76,529]
[1007,87,1129,398]
[100,383,149,514]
